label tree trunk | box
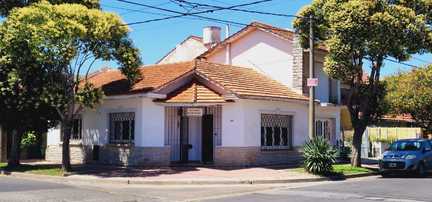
[62,123,72,172]
[351,126,367,167]
[8,129,23,167]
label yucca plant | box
[303,136,337,175]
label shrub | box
[303,136,337,175]
[335,146,351,161]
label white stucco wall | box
[222,99,309,147]
[221,99,341,148]
[158,38,208,64]
[208,29,294,89]
[47,97,165,147]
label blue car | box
[379,139,432,177]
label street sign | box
[307,78,319,87]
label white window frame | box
[109,112,135,144]
[260,113,293,150]
[315,119,331,141]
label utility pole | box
[308,15,316,140]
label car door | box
[422,141,432,169]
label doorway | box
[179,113,214,163]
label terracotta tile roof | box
[87,61,195,95]
[195,60,308,101]
[87,60,307,102]
[161,80,225,103]
[382,114,415,123]
[250,21,295,40]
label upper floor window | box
[109,112,135,144]
[315,119,332,142]
[261,114,293,150]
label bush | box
[335,146,351,161]
[303,136,337,175]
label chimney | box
[203,26,221,47]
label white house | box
[46,22,342,166]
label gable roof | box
[156,35,205,64]
[160,79,226,103]
[198,21,295,59]
[198,21,327,59]
[87,60,308,102]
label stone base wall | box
[0,130,6,163]
[45,144,90,164]
[99,145,171,166]
[214,146,303,166]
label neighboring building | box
[46,22,342,166]
[157,35,208,64]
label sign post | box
[308,15,316,141]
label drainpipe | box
[225,24,231,65]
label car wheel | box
[381,172,390,178]
[417,162,427,177]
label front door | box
[202,114,214,163]
[180,116,189,162]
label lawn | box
[293,164,375,176]
[332,164,374,175]
[0,163,63,176]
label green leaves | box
[386,66,432,133]
[303,136,337,175]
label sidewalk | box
[67,164,324,185]
[2,160,379,185]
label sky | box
[91,0,432,76]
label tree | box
[0,0,99,16]
[294,0,431,167]
[0,0,102,168]
[386,66,432,135]
[0,2,141,171]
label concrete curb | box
[0,169,378,185]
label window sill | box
[260,146,292,151]
[59,140,83,146]
[106,143,135,148]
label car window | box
[424,141,432,150]
[389,141,422,151]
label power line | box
[116,0,271,26]
[173,0,302,18]
[115,0,299,35]
[385,58,419,68]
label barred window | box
[315,119,331,141]
[261,114,293,150]
[109,112,135,144]
[71,117,82,140]
[60,115,82,140]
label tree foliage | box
[0,2,141,171]
[294,0,432,166]
[0,0,100,16]
[386,66,432,134]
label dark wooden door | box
[180,116,189,162]
[201,114,213,163]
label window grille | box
[261,114,293,150]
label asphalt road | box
[1,175,432,202]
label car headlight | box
[404,154,417,160]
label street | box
[0,175,431,202]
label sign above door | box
[186,108,204,117]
